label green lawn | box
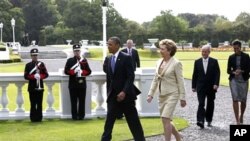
[0,62,25,72]
[0,117,188,141]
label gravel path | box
[145,79,250,141]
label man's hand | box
[213,85,218,91]
[192,88,196,92]
[34,73,40,79]
[117,91,126,102]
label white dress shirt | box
[203,57,209,74]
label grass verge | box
[0,117,188,141]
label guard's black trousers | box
[29,90,43,122]
[69,88,86,120]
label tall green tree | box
[22,0,59,43]
[232,12,250,41]
[214,17,232,42]
[0,0,24,42]
[149,10,188,41]
[54,0,68,16]
[124,20,146,46]
[63,0,102,42]
[106,4,127,43]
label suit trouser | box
[197,90,216,123]
[69,88,86,119]
[101,101,145,141]
[29,90,43,122]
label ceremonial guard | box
[24,48,49,122]
[64,44,92,120]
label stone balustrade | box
[0,68,159,120]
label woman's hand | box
[147,95,153,103]
[180,100,186,107]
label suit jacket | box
[227,51,250,81]
[148,57,185,100]
[103,52,141,103]
[192,57,220,93]
[121,48,140,71]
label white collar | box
[113,51,120,58]
[203,57,209,61]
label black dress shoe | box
[78,117,84,120]
[207,122,212,127]
[197,121,204,129]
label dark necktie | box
[111,55,116,72]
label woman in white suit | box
[147,39,186,141]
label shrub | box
[192,39,200,48]
[0,60,12,63]
[211,39,219,48]
[39,30,46,46]
[0,42,6,51]
[199,40,208,46]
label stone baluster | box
[0,83,9,113]
[94,80,106,116]
[46,82,55,113]
[15,82,25,114]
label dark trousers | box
[29,90,43,122]
[101,101,145,141]
[197,90,216,123]
[69,88,86,120]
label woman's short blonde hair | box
[159,39,177,56]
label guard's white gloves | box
[34,73,40,79]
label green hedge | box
[0,58,21,63]
[0,42,6,51]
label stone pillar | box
[85,79,92,118]
[137,68,159,116]
[60,70,71,119]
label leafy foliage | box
[1,1,250,46]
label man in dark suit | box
[101,37,145,141]
[121,39,140,71]
[192,44,220,129]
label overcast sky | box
[109,0,250,23]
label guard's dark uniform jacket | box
[24,61,49,91]
[64,56,92,88]
[24,60,48,122]
[64,56,91,120]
